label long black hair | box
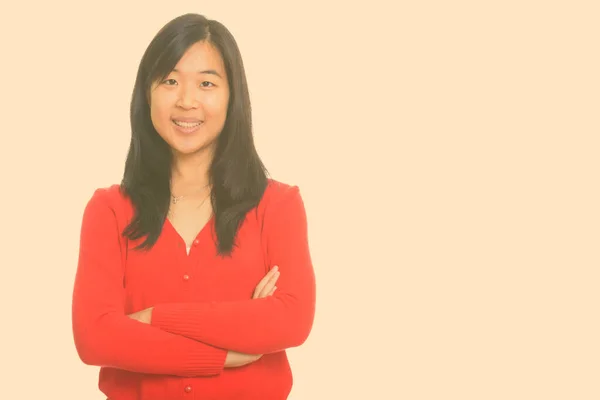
[121,13,269,257]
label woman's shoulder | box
[87,183,129,203]
[84,183,134,219]
[264,177,300,199]
[260,178,304,214]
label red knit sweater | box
[71,179,316,400]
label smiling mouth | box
[172,119,203,128]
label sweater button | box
[184,385,192,393]
[183,274,190,281]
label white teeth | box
[173,120,202,128]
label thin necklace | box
[170,183,210,204]
[168,192,211,219]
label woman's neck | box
[170,151,212,193]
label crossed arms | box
[71,186,316,378]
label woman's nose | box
[176,86,200,109]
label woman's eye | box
[161,79,214,87]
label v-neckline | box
[164,214,215,249]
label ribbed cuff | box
[151,303,226,376]
[183,345,227,376]
[151,303,206,338]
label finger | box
[240,353,261,365]
[258,271,280,298]
[252,267,276,299]
[268,286,277,296]
[253,269,276,299]
[257,275,277,299]
[253,266,279,299]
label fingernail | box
[273,265,279,271]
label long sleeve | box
[150,185,317,355]
[71,188,227,377]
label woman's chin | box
[172,146,201,156]
[170,141,213,158]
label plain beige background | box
[0,1,599,399]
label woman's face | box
[149,40,230,158]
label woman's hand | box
[127,307,153,324]
[225,266,280,368]
[252,265,280,299]
[127,307,262,368]
[224,351,263,368]
[127,268,280,368]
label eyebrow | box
[172,68,223,79]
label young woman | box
[71,13,316,400]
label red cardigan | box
[71,179,316,400]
